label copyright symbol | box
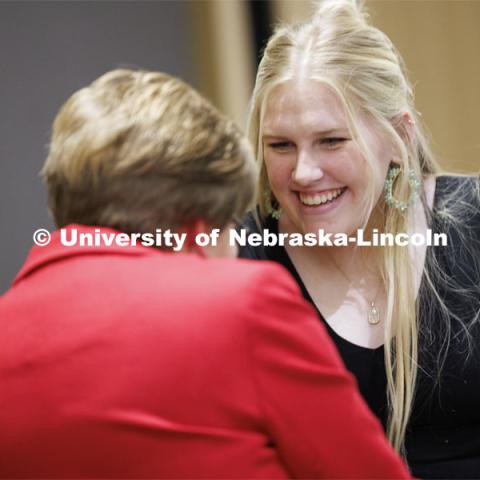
[33,228,51,247]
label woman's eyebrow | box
[262,133,288,140]
[262,128,348,139]
[313,128,349,135]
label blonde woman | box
[240,1,480,478]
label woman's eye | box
[268,141,294,151]
[320,137,347,148]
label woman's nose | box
[291,151,324,185]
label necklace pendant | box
[368,302,380,325]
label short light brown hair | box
[42,69,256,234]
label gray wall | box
[0,1,195,293]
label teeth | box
[299,188,344,206]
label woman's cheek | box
[266,159,288,190]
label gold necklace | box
[328,255,382,326]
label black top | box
[239,175,480,479]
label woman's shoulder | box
[241,211,262,234]
[238,211,271,261]
[428,173,480,286]
[431,173,480,233]
[433,173,480,209]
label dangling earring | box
[264,186,282,220]
[384,165,421,212]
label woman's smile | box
[298,186,348,206]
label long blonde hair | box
[247,0,457,453]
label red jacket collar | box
[14,224,156,286]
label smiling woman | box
[240,0,480,478]
[262,80,391,236]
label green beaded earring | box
[264,187,282,220]
[384,165,421,212]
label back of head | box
[42,69,256,235]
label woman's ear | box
[390,111,416,165]
[397,111,416,146]
[177,219,209,255]
[184,219,209,241]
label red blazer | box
[0,225,410,479]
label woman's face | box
[262,79,392,236]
